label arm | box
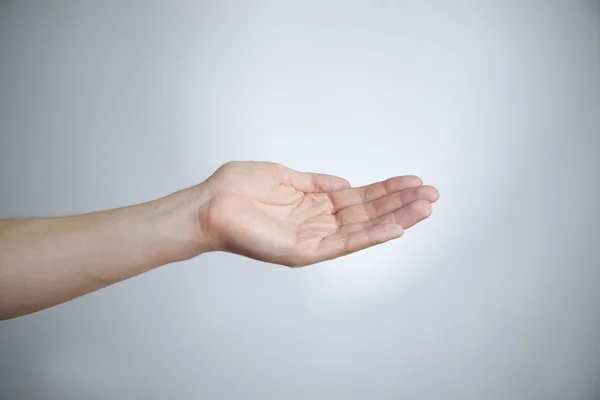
[0,161,439,320]
[0,185,209,320]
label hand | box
[0,160,439,319]
[196,161,439,267]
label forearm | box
[0,185,210,320]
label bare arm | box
[0,161,439,320]
[0,185,209,320]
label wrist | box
[151,182,214,263]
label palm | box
[203,162,438,267]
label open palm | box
[201,161,438,267]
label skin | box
[0,161,439,320]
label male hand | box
[195,161,439,267]
[0,160,439,319]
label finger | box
[283,167,351,193]
[316,223,404,261]
[340,199,433,234]
[327,176,423,213]
[336,185,439,226]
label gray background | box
[1,1,599,399]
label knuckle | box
[335,211,345,227]
[366,201,378,218]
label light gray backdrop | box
[1,1,599,399]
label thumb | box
[286,168,351,193]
